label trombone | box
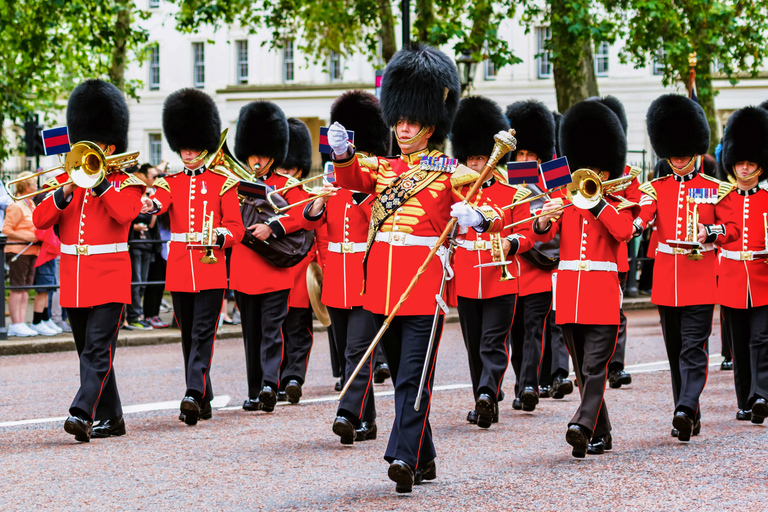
[266,172,336,213]
[206,129,254,183]
[7,141,139,201]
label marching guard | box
[143,88,244,425]
[34,79,144,442]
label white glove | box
[451,202,482,228]
[328,122,351,156]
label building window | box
[193,42,205,88]
[148,44,160,91]
[712,58,725,74]
[236,40,248,84]
[149,0,159,7]
[283,40,295,83]
[653,48,666,75]
[594,41,610,76]
[149,133,162,166]
[536,27,552,79]
[329,51,342,82]
[485,58,498,80]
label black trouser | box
[172,289,224,403]
[234,289,289,396]
[657,304,714,420]
[126,250,152,322]
[280,306,314,386]
[67,303,125,421]
[561,323,619,438]
[376,314,443,470]
[720,309,732,360]
[540,307,569,385]
[721,304,768,410]
[143,257,166,318]
[510,292,551,397]
[328,306,377,426]
[457,294,515,401]
[610,272,629,372]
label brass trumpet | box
[7,141,139,201]
[199,200,218,264]
[266,172,336,213]
[686,199,703,261]
[491,233,515,281]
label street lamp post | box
[455,50,478,96]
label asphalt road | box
[1,308,766,510]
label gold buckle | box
[341,242,354,253]
[188,233,201,243]
[672,248,687,255]
[390,234,401,243]
[577,260,589,271]
[741,251,753,261]
[76,245,89,256]
[474,240,487,251]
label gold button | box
[393,235,400,242]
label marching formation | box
[18,43,768,494]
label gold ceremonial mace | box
[338,129,517,402]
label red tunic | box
[613,173,642,273]
[517,195,558,297]
[636,170,738,307]
[715,185,768,309]
[33,172,145,308]
[333,149,504,316]
[533,197,639,325]
[150,168,244,292]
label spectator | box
[32,226,63,334]
[143,167,170,329]
[125,164,155,330]
[2,172,43,337]
[0,178,14,226]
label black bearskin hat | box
[331,90,390,157]
[552,111,563,159]
[451,96,510,165]
[66,79,130,154]
[560,100,627,180]
[587,95,627,134]
[234,101,289,167]
[721,106,768,177]
[162,88,221,154]
[380,43,461,143]
[647,94,709,159]
[759,100,768,111]
[280,118,313,177]
[504,100,556,163]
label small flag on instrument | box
[238,180,272,199]
[42,126,70,156]
[540,156,572,189]
[375,69,384,99]
[319,126,354,154]
[420,156,458,173]
[506,160,540,185]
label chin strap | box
[394,125,430,146]
[667,156,697,175]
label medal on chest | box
[201,181,208,195]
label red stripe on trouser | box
[277,303,288,388]
[201,291,224,398]
[536,302,553,381]
[358,351,375,419]
[92,305,124,419]
[416,331,442,470]
[592,325,619,435]
[496,298,518,397]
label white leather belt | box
[559,260,617,272]
[457,239,492,251]
[61,242,129,256]
[657,242,715,255]
[720,249,759,261]
[171,232,205,243]
[374,232,440,248]
[328,241,366,254]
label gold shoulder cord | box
[638,181,657,200]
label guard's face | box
[669,156,694,172]
[734,160,759,179]
[180,149,205,170]
[396,119,422,140]
[466,155,488,172]
[515,150,539,162]
[248,155,272,174]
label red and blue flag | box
[42,126,70,156]
[319,126,354,154]
[540,156,572,189]
[506,160,539,185]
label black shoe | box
[285,380,302,404]
[512,398,522,410]
[276,391,288,402]
[720,359,733,370]
[373,363,391,384]
[693,420,701,436]
[64,416,93,443]
[388,460,414,494]
[467,410,478,424]
[414,459,436,485]
[475,393,495,429]
[200,400,212,421]
[243,398,262,411]
[736,409,752,421]
[551,376,574,399]
[334,379,343,392]
[751,398,768,424]
[539,385,551,398]
[587,432,613,455]
[566,424,589,458]
[608,370,632,389]
[672,411,694,442]
[520,386,539,412]
[92,416,126,438]
[332,416,357,445]
[356,421,377,442]
[492,401,499,423]
[180,396,201,426]
[671,428,678,438]
[258,386,277,412]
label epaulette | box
[207,166,230,179]
[700,174,735,203]
[759,180,768,192]
[153,176,171,193]
[450,164,480,188]
[727,174,737,185]
[359,155,380,171]
[512,186,532,203]
[615,197,639,211]
[43,177,59,190]
[220,176,239,196]
[120,173,146,190]
[625,166,642,180]
[638,181,657,200]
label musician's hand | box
[451,202,482,228]
[140,196,154,213]
[328,122,351,158]
[133,223,148,233]
[697,222,707,244]
[61,183,76,198]
[501,238,511,257]
[249,223,273,241]
[535,199,563,231]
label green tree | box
[614,0,768,154]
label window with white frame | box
[594,41,610,76]
[148,44,160,90]
[283,40,295,83]
[236,40,249,84]
[536,27,552,78]
[149,0,159,8]
[653,48,666,75]
[193,42,205,88]
[485,57,498,80]
[149,133,162,166]
[329,51,342,82]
